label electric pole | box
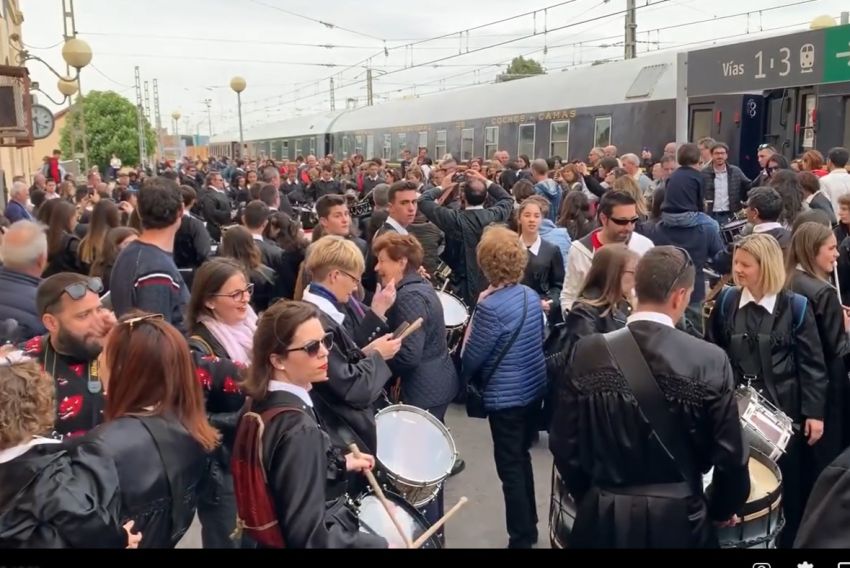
[329,78,335,111]
[153,79,163,162]
[143,81,151,124]
[203,98,213,137]
[134,66,148,169]
[366,68,373,106]
[625,0,637,60]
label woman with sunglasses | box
[706,233,828,548]
[69,312,220,548]
[301,236,399,456]
[233,300,387,548]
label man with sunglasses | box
[21,273,116,439]
[561,191,654,314]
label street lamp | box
[230,76,246,158]
[172,111,181,158]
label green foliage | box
[59,90,156,171]
[504,56,546,79]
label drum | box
[548,465,576,549]
[721,219,748,245]
[735,385,793,462]
[356,490,442,549]
[375,404,457,508]
[436,290,469,354]
[709,448,784,549]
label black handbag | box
[465,292,528,419]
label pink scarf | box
[198,307,258,365]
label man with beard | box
[20,273,116,439]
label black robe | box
[521,238,565,325]
[550,321,750,548]
[250,390,386,549]
[794,445,850,548]
[0,440,127,548]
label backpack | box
[231,403,304,548]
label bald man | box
[0,220,48,340]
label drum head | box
[436,291,468,327]
[376,404,456,484]
[358,493,441,549]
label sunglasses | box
[44,277,104,312]
[284,331,334,357]
[608,216,640,226]
[757,144,773,151]
[663,246,694,298]
[122,313,165,330]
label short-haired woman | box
[461,225,547,549]
[234,301,387,548]
[302,236,400,454]
[787,222,850,470]
[0,354,136,548]
[706,233,828,548]
[72,313,220,548]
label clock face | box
[31,105,55,140]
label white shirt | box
[522,235,542,256]
[385,215,409,235]
[712,167,730,212]
[738,287,777,313]
[267,380,313,407]
[466,205,485,210]
[627,311,675,328]
[753,222,784,233]
[821,169,850,213]
[302,288,346,325]
[251,233,264,242]
[0,436,61,464]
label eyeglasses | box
[663,246,694,298]
[609,216,640,226]
[211,283,255,301]
[122,313,164,330]
[284,331,334,357]
[337,269,361,284]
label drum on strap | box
[436,290,469,354]
[720,219,748,246]
[705,448,784,549]
[375,404,457,508]
[548,465,576,549]
[356,490,442,549]
[735,385,793,462]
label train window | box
[844,98,850,149]
[550,121,569,160]
[435,130,447,159]
[366,134,375,158]
[518,123,535,158]
[801,94,816,149]
[342,136,351,158]
[484,126,498,158]
[309,137,317,157]
[419,131,428,150]
[355,135,363,156]
[690,109,712,143]
[282,141,289,160]
[383,134,392,160]
[294,140,302,159]
[594,117,611,148]
[397,133,407,159]
[461,128,474,161]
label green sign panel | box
[824,25,850,83]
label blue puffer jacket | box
[462,284,547,411]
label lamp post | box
[172,111,181,159]
[230,76,246,159]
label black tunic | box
[250,390,386,549]
[0,440,127,548]
[794,444,850,548]
[550,320,750,548]
[521,237,565,324]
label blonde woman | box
[706,233,827,548]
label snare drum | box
[709,448,784,549]
[736,385,793,462]
[375,404,457,508]
[721,219,749,245]
[357,490,442,549]
[436,290,469,354]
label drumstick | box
[397,317,423,341]
[348,443,413,548]
[411,496,469,549]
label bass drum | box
[357,490,442,549]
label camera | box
[452,172,467,184]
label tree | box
[60,90,157,172]
[499,56,546,81]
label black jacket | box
[407,220,444,277]
[0,267,45,342]
[794,445,850,548]
[174,213,211,269]
[43,232,84,278]
[705,288,827,423]
[0,441,127,548]
[249,391,386,548]
[201,189,232,242]
[550,321,750,548]
[68,413,209,548]
[701,164,752,213]
[521,238,565,321]
[809,192,837,225]
[386,272,459,409]
[561,295,630,359]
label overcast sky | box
[19,0,849,138]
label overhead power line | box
[248,0,386,42]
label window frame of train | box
[594,116,612,148]
[309,137,317,158]
[461,127,475,161]
[435,129,447,160]
[366,134,375,159]
[418,131,428,152]
[282,141,289,160]
[550,121,570,160]
[382,133,392,160]
[295,140,302,159]
[484,126,498,159]
[689,106,713,144]
[342,135,351,158]
[518,123,535,159]
[397,132,407,159]
[355,135,363,156]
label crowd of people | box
[1,136,850,550]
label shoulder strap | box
[718,286,739,321]
[134,415,191,543]
[188,335,215,356]
[476,288,529,392]
[602,327,700,491]
[789,292,808,333]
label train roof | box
[213,50,679,142]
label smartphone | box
[392,321,411,339]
